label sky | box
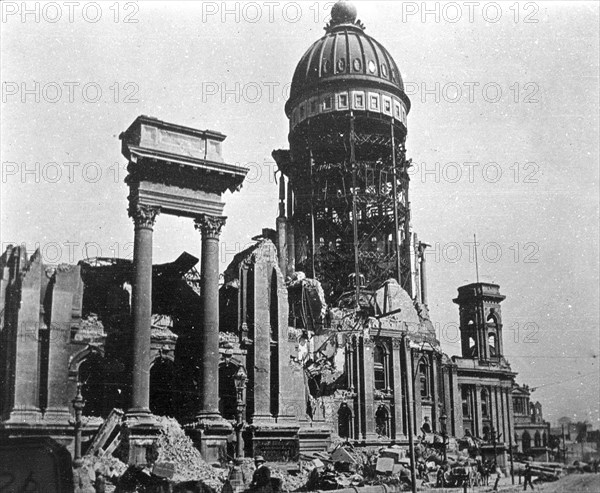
[1,1,599,427]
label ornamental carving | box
[392,338,403,349]
[194,214,226,239]
[128,203,160,229]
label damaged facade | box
[0,0,551,475]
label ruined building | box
[0,0,550,471]
[512,383,551,461]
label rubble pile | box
[154,416,227,490]
[85,453,128,479]
[270,464,309,492]
[73,454,128,493]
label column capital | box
[129,203,160,230]
[194,214,227,239]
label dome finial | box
[329,1,359,27]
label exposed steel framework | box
[277,113,412,303]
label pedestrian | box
[436,465,446,488]
[227,459,247,493]
[250,456,272,493]
[420,417,432,438]
[523,463,534,491]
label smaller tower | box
[453,283,506,361]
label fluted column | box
[128,203,160,418]
[194,214,226,420]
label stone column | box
[194,214,227,421]
[493,387,501,440]
[45,265,81,424]
[128,204,160,418]
[3,248,43,423]
[474,384,483,438]
[506,388,515,450]
[451,368,463,438]
[275,268,298,421]
[501,388,509,450]
[251,260,273,422]
[360,338,376,439]
[391,339,404,439]
[431,355,439,429]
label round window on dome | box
[381,63,388,77]
[322,59,331,74]
[337,58,346,72]
[353,58,362,71]
[368,60,377,74]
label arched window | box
[534,431,541,447]
[514,397,525,415]
[487,314,499,357]
[542,432,547,447]
[375,405,390,437]
[483,425,490,441]
[419,359,430,399]
[488,333,497,357]
[481,388,490,418]
[522,431,531,451]
[78,353,104,417]
[468,336,477,357]
[373,345,389,391]
[462,387,472,417]
[338,403,353,439]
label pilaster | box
[360,338,376,440]
[44,265,81,424]
[391,339,404,439]
[4,248,43,424]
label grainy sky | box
[1,1,599,426]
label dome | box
[285,1,410,124]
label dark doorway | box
[150,358,176,417]
[219,362,240,420]
[79,353,105,417]
[338,403,353,439]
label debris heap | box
[154,416,227,490]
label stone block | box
[375,457,395,474]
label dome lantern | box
[327,0,359,30]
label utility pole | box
[71,382,85,468]
[492,427,500,491]
[403,335,417,493]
